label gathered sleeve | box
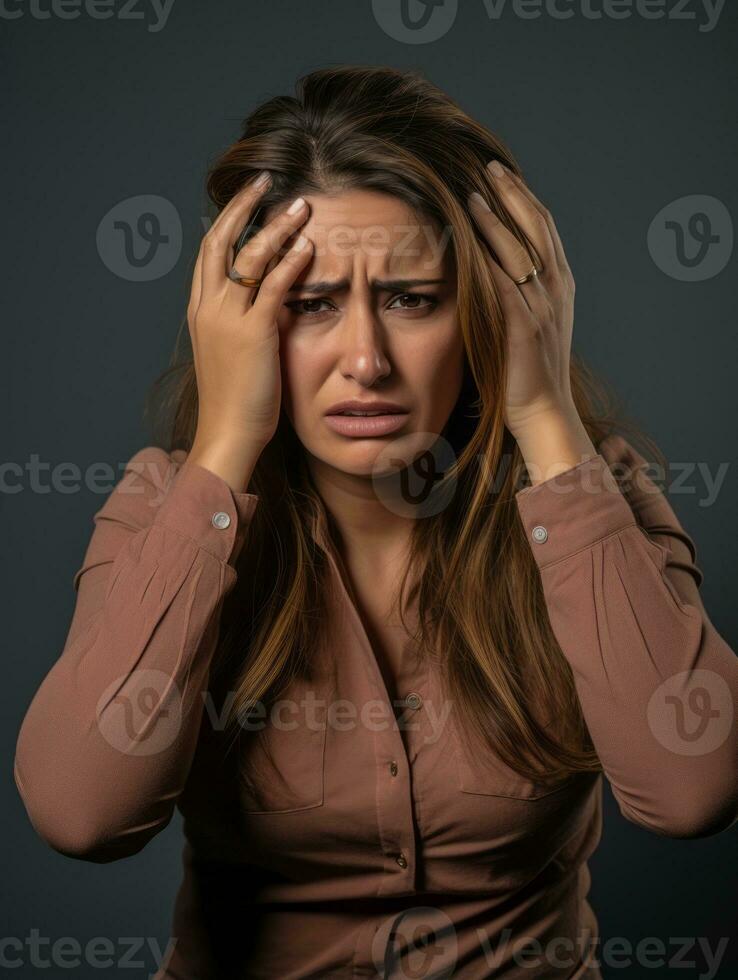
[13,446,259,862]
[515,433,738,839]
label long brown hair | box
[145,65,665,786]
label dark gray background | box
[3,1,736,977]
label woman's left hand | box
[468,161,578,440]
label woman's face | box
[274,189,464,480]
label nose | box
[337,297,392,387]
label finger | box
[189,180,261,325]
[209,170,272,238]
[491,162,570,276]
[228,197,310,304]
[250,233,314,323]
[469,192,548,313]
[485,161,558,276]
[484,249,539,326]
[200,172,273,296]
[505,167,568,268]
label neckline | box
[322,540,428,709]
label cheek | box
[400,330,464,404]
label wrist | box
[512,404,598,488]
[188,435,265,494]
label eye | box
[284,298,335,317]
[284,292,440,318]
[388,292,439,312]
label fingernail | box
[470,192,491,212]
[488,160,505,178]
[293,234,310,251]
[287,196,306,214]
[254,170,271,189]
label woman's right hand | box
[185,172,313,490]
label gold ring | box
[514,266,540,285]
[228,268,263,288]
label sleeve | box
[514,432,738,839]
[13,446,260,862]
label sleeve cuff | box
[515,453,636,569]
[153,459,259,565]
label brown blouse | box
[13,433,738,979]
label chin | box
[323,445,392,479]
[298,434,387,478]
[326,428,440,480]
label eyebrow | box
[285,278,448,295]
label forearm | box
[14,449,259,861]
[514,433,738,838]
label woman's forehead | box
[264,189,455,281]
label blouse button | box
[405,692,422,710]
[389,761,399,777]
[531,525,548,544]
[395,853,408,869]
[212,511,231,530]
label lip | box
[324,413,409,437]
[325,399,409,416]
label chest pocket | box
[236,685,328,815]
[428,666,570,801]
[448,716,573,801]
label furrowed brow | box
[285,278,447,295]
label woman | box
[14,65,738,979]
